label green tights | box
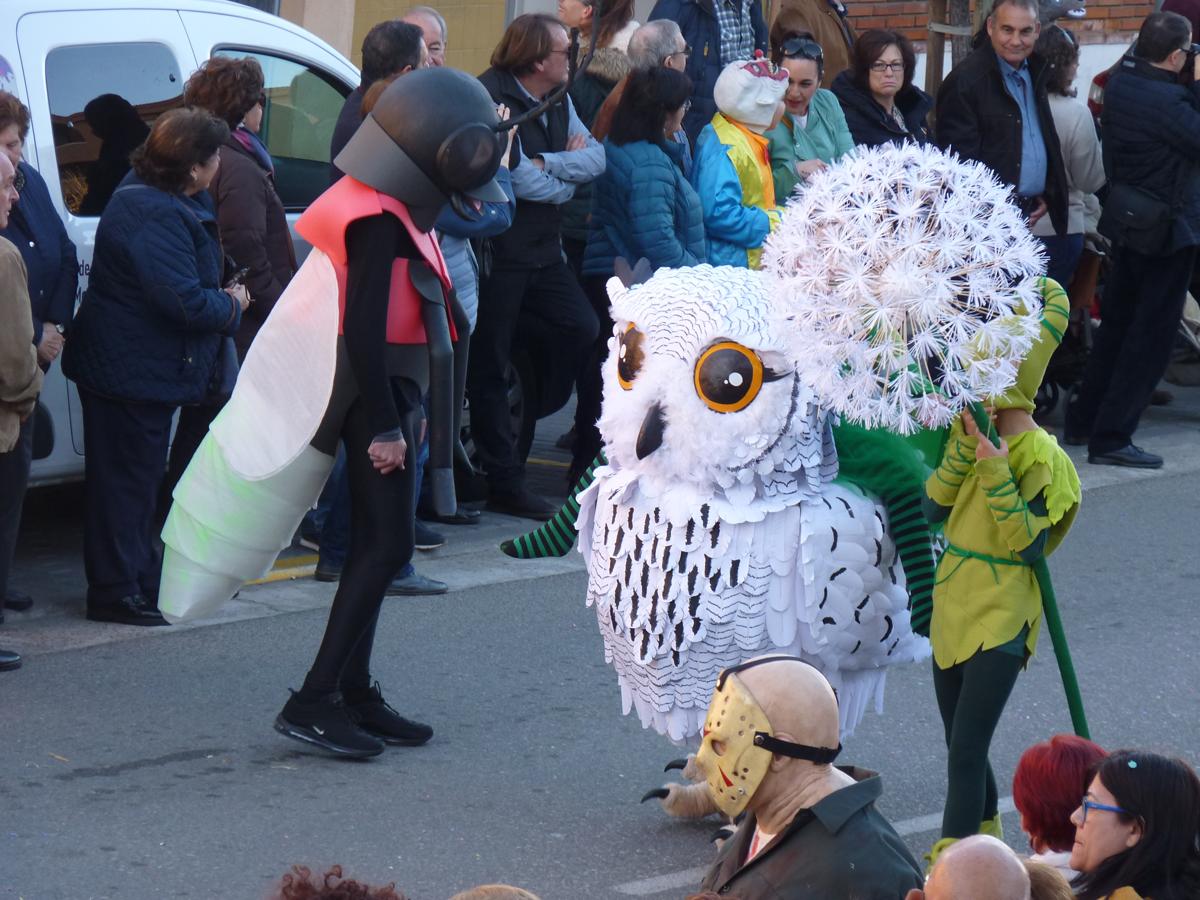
[933,647,1025,839]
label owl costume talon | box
[579,265,930,761]
[640,781,721,820]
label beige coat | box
[1032,93,1106,237]
[0,235,42,453]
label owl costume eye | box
[617,325,645,390]
[694,341,766,413]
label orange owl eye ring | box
[694,341,764,413]
[617,324,645,391]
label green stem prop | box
[967,400,1001,445]
[1033,557,1091,738]
[967,399,1091,739]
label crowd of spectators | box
[0,4,1197,898]
[0,0,1192,756]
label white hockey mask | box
[695,657,842,818]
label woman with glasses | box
[1069,749,1200,900]
[831,30,933,149]
[765,28,854,201]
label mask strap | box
[716,654,809,689]
[752,733,842,764]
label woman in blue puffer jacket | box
[62,108,247,627]
[575,66,705,481]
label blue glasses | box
[1081,799,1129,823]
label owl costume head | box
[598,265,837,519]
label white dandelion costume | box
[763,143,1047,436]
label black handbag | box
[1097,183,1175,257]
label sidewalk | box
[6,384,1200,658]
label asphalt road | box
[3,394,1200,899]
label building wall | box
[353,1,511,75]
[844,0,1152,45]
[279,0,1145,77]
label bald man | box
[697,657,923,899]
[907,835,1032,900]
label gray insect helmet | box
[334,67,507,230]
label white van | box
[11,0,359,485]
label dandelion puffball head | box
[762,143,1047,434]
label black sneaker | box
[345,682,433,746]
[274,690,385,758]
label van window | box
[215,49,350,210]
[46,43,183,217]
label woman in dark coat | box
[831,30,933,149]
[62,108,248,626]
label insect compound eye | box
[694,341,764,413]
[617,324,645,391]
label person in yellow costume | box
[690,54,788,269]
[923,278,1082,863]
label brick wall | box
[843,0,1153,47]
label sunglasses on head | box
[780,36,823,63]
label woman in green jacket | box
[765,29,855,203]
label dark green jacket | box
[699,769,923,899]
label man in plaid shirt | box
[650,0,769,140]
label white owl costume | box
[577,265,929,743]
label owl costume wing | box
[579,464,927,743]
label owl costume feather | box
[576,265,930,745]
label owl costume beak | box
[636,403,667,459]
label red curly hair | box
[1013,734,1107,853]
[273,865,407,900]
